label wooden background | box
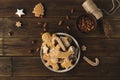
[0,0,120,80]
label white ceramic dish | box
[40,33,80,73]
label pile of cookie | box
[41,32,77,71]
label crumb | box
[8,31,14,36]
[32,40,37,44]
[43,22,47,28]
[28,49,34,53]
[40,15,43,18]
[41,32,43,35]
[66,15,69,20]
[36,47,40,52]
[70,8,74,14]
[67,26,70,30]
[43,28,47,31]
[38,22,42,25]
[81,45,87,51]
[58,20,63,26]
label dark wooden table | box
[0,0,120,80]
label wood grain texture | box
[0,76,120,80]
[0,57,11,76]
[3,37,41,56]
[0,17,120,38]
[0,0,119,79]
[0,38,3,56]
[12,57,120,77]
[0,0,84,17]
[2,38,120,57]
[0,18,119,39]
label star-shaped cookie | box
[61,58,72,69]
[15,9,25,17]
[81,45,87,51]
[16,21,22,28]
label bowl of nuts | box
[40,32,80,73]
[76,14,97,33]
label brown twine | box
[102,0,120,15]
[82,0,120,19]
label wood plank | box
[0,38,3,56]
[1,18,120,38]
[3,18,69,38]
[0,0,119,18]
[3,37,41,56]
[77,38,120,57]
[12,57,120,77]
[0,77,10,80]
[3,38,120,57]
[0,6,83,18]
[0,0,83,9]
[0,76,120,80]
[0,0,119,38]
[0,18,4,56]
[11,76,120,80]
[0,18,5,37]
[0,1,119,19]
[0,0,84,17]
[0,0,120,17]
[0,57,12,76]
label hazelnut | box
[32,40,37,44]
[43,28,46,31]
[28,49,34,53]
[70,8,74,14]
[38,22,42,25]
[36,47,40,52]
[43,22,47,28]
[66,15,69,20]
[67,26,70,30]
[8,31,14,36]
[58,20,63,26]
[40,32,43,35]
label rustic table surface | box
[0,0,120,80]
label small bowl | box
[76,14,97,33]
[40,33,80,73]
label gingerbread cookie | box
[42,32,53,47]
[54,46,75,59]
[32,3,44,17]
[52,34,66,51]
[61,58,72,69]
[60,36,71,48]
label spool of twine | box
[82,0,103,20]
[82,0,120,20]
